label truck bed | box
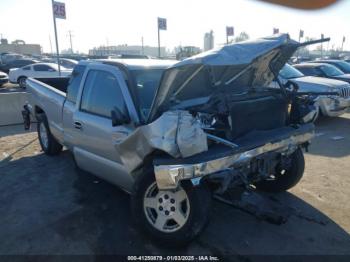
[26,78,67,142]
[34,77,69,93]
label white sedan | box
[9,63,72,88]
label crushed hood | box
[148,34,299,122]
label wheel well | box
[34,106,45,120]
[17,76,26,83]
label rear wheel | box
[131,169,212,246]
[256,148,305,192]
[18,76,27,88]
[37,115,63,155]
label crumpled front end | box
[114,110,208,172]
[154,124,315,190]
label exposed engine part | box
[206,133,239,149]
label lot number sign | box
[53,1,66,19]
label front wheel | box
[255,148,305,192]
[18,76,27,88]
[131,169,212,246]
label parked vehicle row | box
[312,59,350,74]
[8,62,72,88]
[0,58,39,74]
[273,64,350,118]
[294,63,350,83]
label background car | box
[9,63,72,88]
[272,64,350,118]
[0,58,39,74]
[0,71,9,87]
[294,63,350,83]
[312,60,350,74]
[41,58,78,69]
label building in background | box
[0,39,41,56]
[204,30,214,51]
[176,46,201,60]
[88,44,166,57]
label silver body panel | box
[26,63,139,192]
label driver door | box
[72,64,138,191]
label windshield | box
[320,64,344,77]
[335,61,350,73]
[131,69,164,119]
[279,64,304,79]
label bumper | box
[154,127,314,190]
[0,78,8,85]
[317,96,350,117]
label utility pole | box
[49,35,53,54]
[158,28,161,57]
[321,34,324,58]
[141,36,144,55]
[342,36,345,51]
[67,30,74,54]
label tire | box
[18,76,27,88]
[37,115,63,155]
[256,148,305,192]
[131,168,212,246]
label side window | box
[314,67,325,76]
[33,64,54,71]
[66,65,86,103]
[22,66,31,71]
[298,67,313,75]
[80,70,126,118]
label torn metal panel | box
[148,34,300,121]
[114,110,208,172]
[176,111,208,157]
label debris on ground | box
[214,189,292,225]
[330,136,345,141]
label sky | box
[0,0,349,54]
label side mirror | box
[285,80,299,92]
[111,106,130,126]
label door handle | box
[74,121,82,130]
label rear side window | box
[22,66,30,71]
[33,64,54,71]
[80,70,126,118]
[66,65,86,103]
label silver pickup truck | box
[24,34,317,245]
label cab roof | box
[82,58,177,70]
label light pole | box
[68,30,74,54]
[51,0,61,76]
